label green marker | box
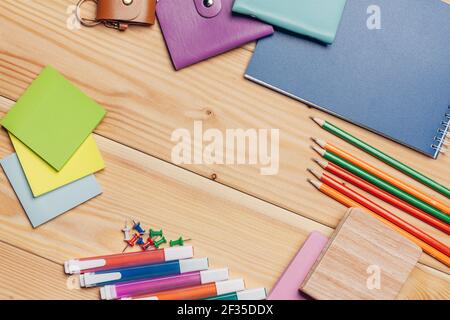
[204,288,267,301]
[150,229,163,238]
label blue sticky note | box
[1,153,102,228]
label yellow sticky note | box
[10,133,105,197]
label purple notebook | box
[268,231,328,300]
[156,0,273,70]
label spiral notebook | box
[246,0,450,158]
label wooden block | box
[300,208,422,300]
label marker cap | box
[200,268,229,284]
[237,288,267,300]
[79,272,122,288]
[100,285,117,300]
[179,258,208,273]
[164,246,194,261]
[64,259,106,274]
[216,279,245,295]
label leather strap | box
[76,0,156,31]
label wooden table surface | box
[0,0,449,300]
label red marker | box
[64,246,194,274]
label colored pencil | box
[307,179,450,267]
[130,279,245,300]
[312,146,450,224]
[100,268,229,300]
[312,138,450,215]
[313,159,450,235]
[311,117,450,198]
[308,169,450,257]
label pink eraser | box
[268,231,329,300]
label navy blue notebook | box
[246,0,450,158]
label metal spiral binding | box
[431,106,450,155]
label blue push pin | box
[136,237,145,246]
[132,220,146,235]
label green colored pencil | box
[312,117,450,198]
[312,146,450,225]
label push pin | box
[126,233,141,247]
[132,220,146,235]
[169,237,192,247]
[136,237,145,246]
[140,237,155,251]
[122,233,140,252]
[154,236,167,249]
[122,221,131,241]
[150,228,163,238]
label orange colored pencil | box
[308,169,450,257]
[308,179,450,267]
[313,138,450,215]
[314,159,450,234]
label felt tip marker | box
[80,257,208,287]
[100,268,229,300]
[129,279,245,300]
[204,288,267,300]
[64,246,194,274]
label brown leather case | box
[96,0,156,27]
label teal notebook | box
[232,0,347,44]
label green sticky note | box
[0,66,106,171]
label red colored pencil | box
[308,169,450,257]
[314,159,450,235]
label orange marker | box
[129,279,245,300]
[308,179,450,268]
[313,138,450,215]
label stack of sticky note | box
[0,66,106,227]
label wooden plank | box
[301,208,422,300]
[0,1,449,299]
[398,264,450,300]
[0,241,97,299]
[0,240,447,300]
[0,96,448,298]
[1,0,449,235]
[0,80,448,272]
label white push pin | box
[122,220,131,241]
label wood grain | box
[0,94,447,299]
[0,241,97,299]
[0,0,449,233]
[398,264,450,300]
[0,0,449,299]
[301,208,422,300]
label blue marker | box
[79,258,208,287]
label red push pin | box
[122,233,140,252]
[140,237,155,251]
